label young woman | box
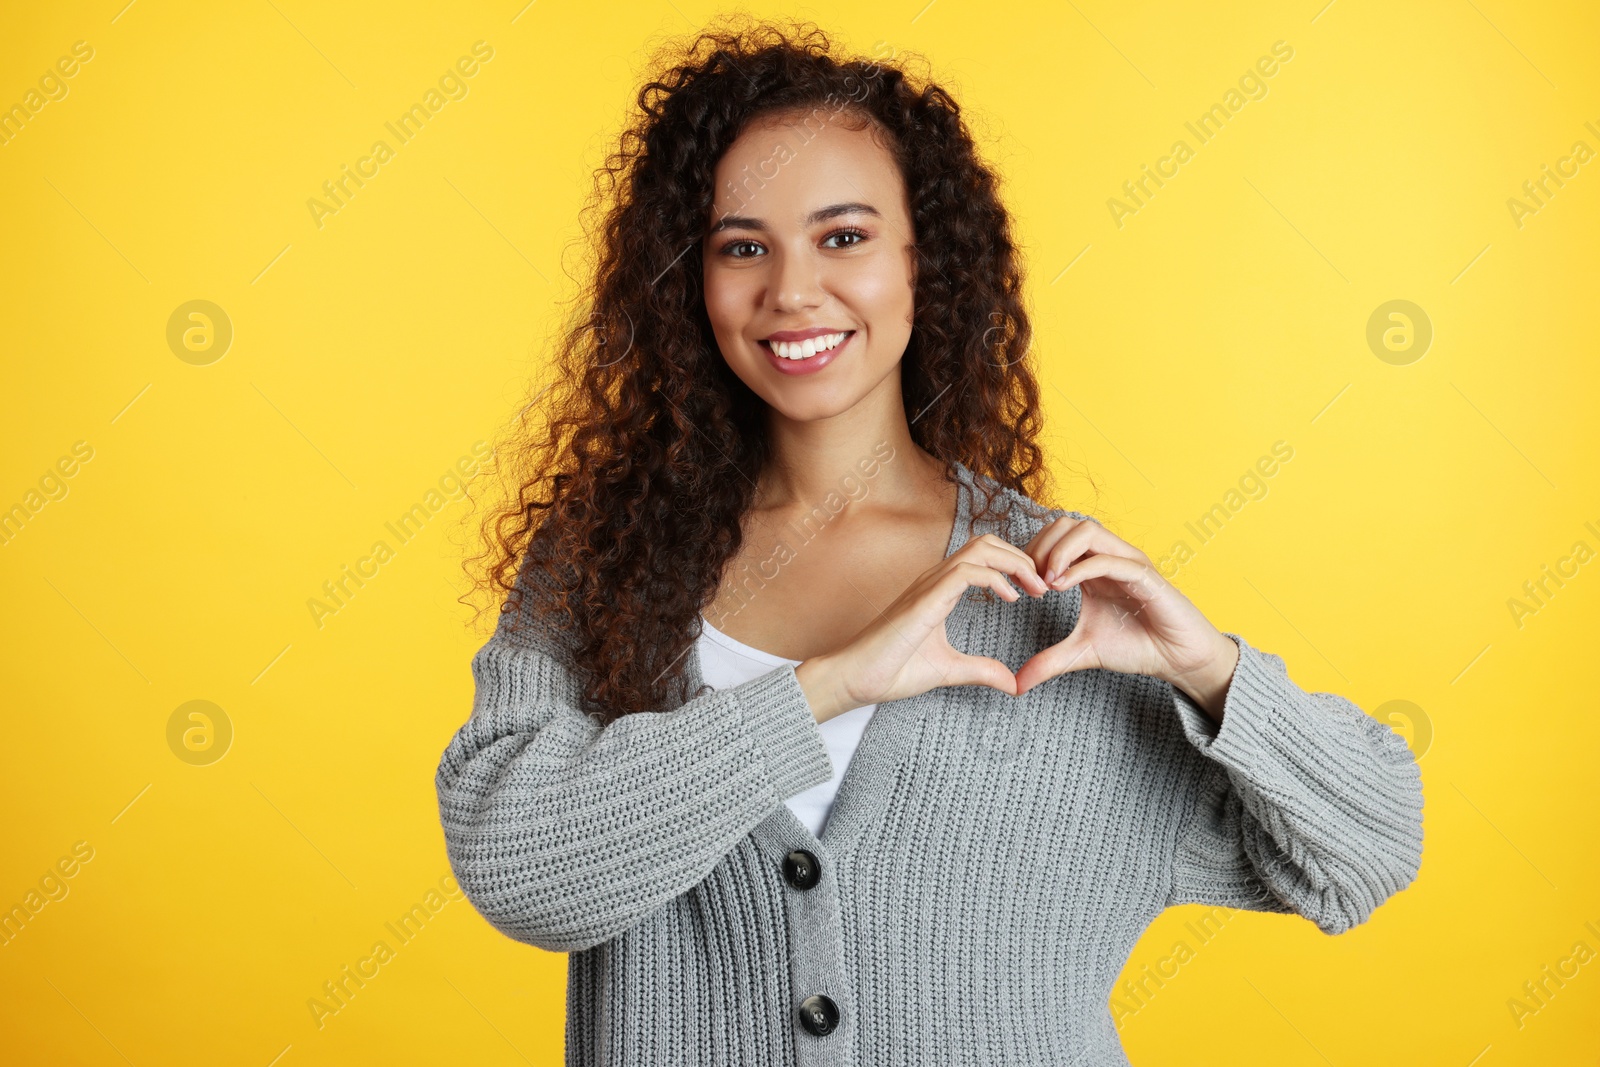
[437,22,1423,1065]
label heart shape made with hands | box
[988,517,1239,712]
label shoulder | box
[955,461,1104,546]
[490,538,585,667]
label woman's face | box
[701,110,917,424]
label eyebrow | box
[707,201,881,235]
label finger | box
[941,561,1024,605]
[1023,517,1080,580]
[951,536,1050,596]
[1054,551,1165,601]
[1042,522,1097,587]
[887,561,1023,652]
[1041,521,1133,588]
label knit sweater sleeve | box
[1165,632,1424,935]
[435,626,834,953]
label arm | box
[1165,632,1425,934]
[435,627,833,953]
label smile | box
[761,331,853,360]
[758,330,854,377]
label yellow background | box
[2,0,1597,1062]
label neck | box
[755,365,944,512]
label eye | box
[714,228,868,258]
[822,227,869,249]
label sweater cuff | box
[733,665,834,802]
[1169,632,1283,769]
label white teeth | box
[769,332,849,360]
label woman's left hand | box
[1012,516,1240,720]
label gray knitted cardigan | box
[435,461,1424,1066]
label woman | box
[436,21,1423,1065]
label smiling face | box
[701,109,917,423]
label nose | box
[766,245,825,314]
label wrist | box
[795,654,854,723]
[1170,633,1240,725]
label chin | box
[756,389,862,423]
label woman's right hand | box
[794,534,1051,722]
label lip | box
[760,330,854,376]
[763,326,852,343]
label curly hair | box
[466,17,1059,724]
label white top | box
[695,616,877,838]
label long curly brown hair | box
[467,17,1061,724]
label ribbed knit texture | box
[435,462,1425,1066]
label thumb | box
[940,653,1021,697]
[1015,636,1099,696]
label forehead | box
[708,112,907,224]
